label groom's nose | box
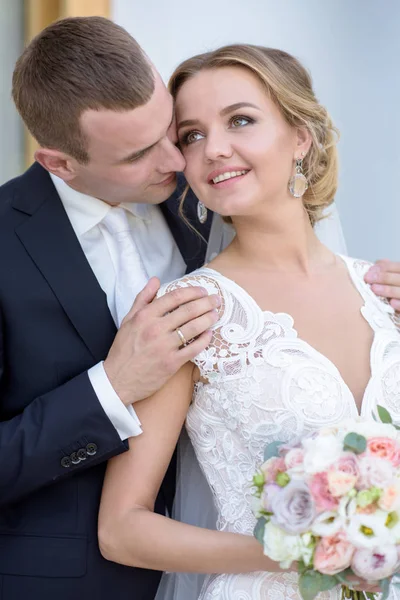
[159,137,186,173]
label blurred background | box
[0,0,399,260]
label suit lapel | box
[12,164,116,362]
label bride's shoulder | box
[338,254,373,278]
[158,267,224,299]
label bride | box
[98,44,400,599]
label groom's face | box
[70,73,186,205]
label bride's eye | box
[180,130,204,145]
[230,115,254,128]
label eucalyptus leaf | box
[380,577,390,600]
[298,571,338,600]
[264,440,282,461]
[343,432,367,454]
[377,405,393,424]
[297,560,307,576]
[253,517,265,545]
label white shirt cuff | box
[88,362,142,439]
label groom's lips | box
[154,173,176,186]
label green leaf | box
[253,517,265,545]
[297,560,308,576]
[365,593,377,600]
[298,571,338,600]
[380,577,390,600]
[264,440,282,461]
[377,405,393,424]
[343,432,367,454]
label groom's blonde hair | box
[169,44,339,226]
[12,17,154,163]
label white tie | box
[102,206,148,326]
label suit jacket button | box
[70,452,80,465]
[77,448,87,461]
[86,443,98,456]
[61,456,71,468]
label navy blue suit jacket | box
[0,163,211,600]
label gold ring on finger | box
[176,327,187,347]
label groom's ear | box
[34,148,79,182]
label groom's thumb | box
[123,277,160,323]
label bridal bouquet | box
[252,407,400,600]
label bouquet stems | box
[340,586,377,600]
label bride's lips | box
[207,167,250,189]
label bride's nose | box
[204,129,233,162]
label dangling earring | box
[197,201,208,224]
[288,153,308,198]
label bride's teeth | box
[212,170,248,184]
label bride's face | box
[175,66,307,219]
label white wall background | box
[0,0,24,183]
[113,0,400,262]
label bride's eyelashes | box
[179,114,256,147]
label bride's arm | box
[98,361,283,574]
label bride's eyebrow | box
[177,102,261,131]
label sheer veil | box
[155,204,347,600]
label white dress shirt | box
[50,173,186,439]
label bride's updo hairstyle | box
[169,44,339,226]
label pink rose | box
[261,457,286,484]
[310,472,340,512]
[358,457,394,489]
[367,437,400,467]
[314,531,355,575]
[335,452,360,479]
[284,448,305,471]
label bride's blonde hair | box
[169,44,339,227]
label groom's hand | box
[365,259,400,311]
[103,277,220,406]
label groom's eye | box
[127,150,146,163]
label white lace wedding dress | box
[161,255,400,600]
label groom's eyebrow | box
[119,110,175,164]
[177,102,260,130]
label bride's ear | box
[295,127,312,157]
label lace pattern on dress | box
[158,257,400,600]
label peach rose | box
[327,470,357,497]
[310,472,340,512]
[378,484,400,511]
[314,531,355,575]
[367,437,400,467]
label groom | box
[0,16,398,600]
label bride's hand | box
[365,258,400,311]
[344,574,381,594]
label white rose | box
[263,522,302,568]
[302,433,343,474]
